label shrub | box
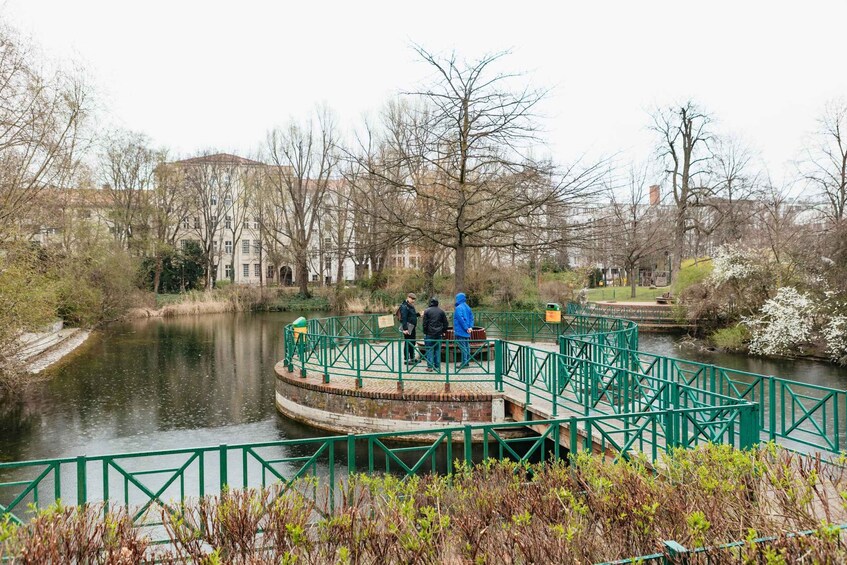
[710,324,750,351]
[745,287,816,356]
[3,445,846,563]
[823,314,847,364]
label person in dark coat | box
[399,292,419,365]
[422,298,448,372]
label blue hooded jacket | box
[453,293,474,338]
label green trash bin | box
[545,303,561,323]
[292,316,308,342]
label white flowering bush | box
[744,287,815,356]
[823,315,847,363]
[710,245,762,286]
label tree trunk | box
[630,265,637,298]
[336,253,344,286]
[454,244,466,293]
[673,209,686,284]
[153,255,163,295]
[296,253,310,297]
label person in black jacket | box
[422,298,448,372]
[399,292,419,365]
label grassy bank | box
[2,444,844,563]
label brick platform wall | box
[275,369,495,435]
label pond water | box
[2,312,846,464]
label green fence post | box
[219,444,228,491]
[569,417,579,457]
[741,403,761,450]
[464,425,473,464]
[494,340,503,392]
[524,348,531,408]
[666,408,677,451]
[768,376,777,441]
[347,434,356,475]
[322,335,330,383]
[76,455,87,506]
[298,335,306,378]
[355,338,362,389]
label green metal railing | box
[0,405,758,528]
[284,311,845,454]
[560,336,847,453]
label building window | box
[325,257,332,271]
[242,239,250,254]
[224,264,232,279]
[253,241,260,254]
[254,264,261,277]
[243,264,250,278]
[312,274,319,282]
[225,216,232,229]
[213,241,218,253]
[253,218,259,229]
[180,239,189,250]
[224,196,232,208]
[211,194,217,206]
[182,217,190,229]
[193,216,200,229]
[267,265,275,279]
[225,241,232,254]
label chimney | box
[649,185,660,206]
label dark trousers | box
[425,336,442,369]
[404,330,417,362]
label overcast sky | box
[5,0,847,182]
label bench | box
[655,292,674,305]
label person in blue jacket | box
[453,292,474,369]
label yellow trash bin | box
[545,303,562,323]
[292,316,308,342]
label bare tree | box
[651,101,713,281]
[343,145,405,282]
[357,48,603,292]
[0,25,90,238]
[99,130,158,252]
[150,158,189,293]
[263,110,338,297]
[606,165,671,298]
[704,136,761,245]
[803,100,847,226]
[178,153,244,289]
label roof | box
[173,153,264,166]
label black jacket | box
[399,301,418,333]
[422,305,448,337]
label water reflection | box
[0,312,315,463]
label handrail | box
[285,311,845,454]
[0,405,758,528]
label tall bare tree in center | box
[651,101,713,281]
[357,47,603,292]
[263,110,338,297]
